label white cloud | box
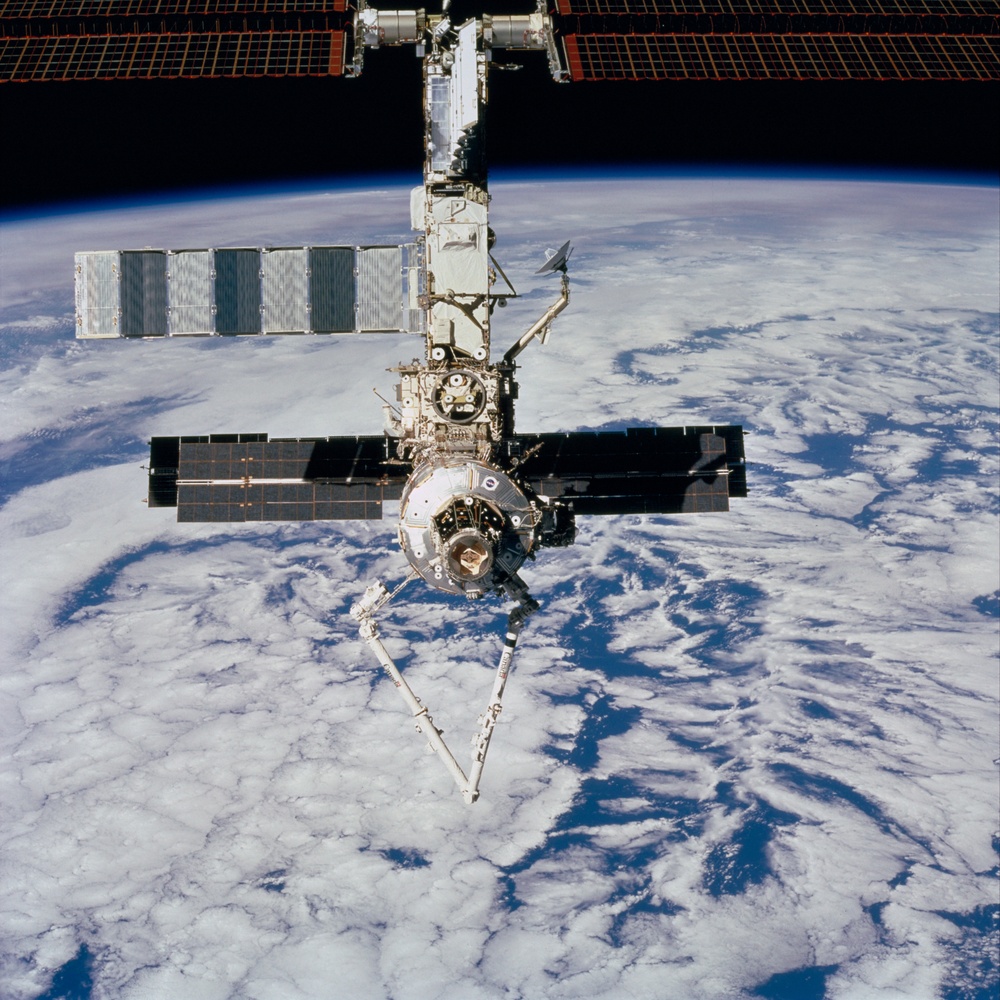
[2,177,997,1000]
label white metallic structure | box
[354,10,568,800]
[72,4,745,803]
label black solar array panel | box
[149,433,406,521]
[176,436,399,482]
[507,425,745,515]
[176,481,392,522]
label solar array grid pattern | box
[173,435,401,484]
[5,2,347,14]
[563,31,999,78]
[0,29,344,80]
[176,482,388,521]
[168,434,402,521]
[555,1,996,15]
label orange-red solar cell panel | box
[553,0,1000,79]
[555,1,998,14]
[2,2,348,17]
[0,30,346,81]
[0,0,355,80]
[561,31,1000,79]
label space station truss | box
[74,244,424,338]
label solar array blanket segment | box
[0,2,352,82]
[2,2,349,13]
[552,0,1000,80]
[553,1,998,17]
[560,32,999,79]
[0,32,349,82]
[74,246,423,337]
[506,425,746,515]
[176,481,392,522]
[148,434,405,521]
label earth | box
[1,172,998,1000]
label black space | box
[2,43,997,212]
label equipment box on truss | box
[74,244,424,338]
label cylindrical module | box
[398,457,537,599]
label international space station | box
[3,2,996,802]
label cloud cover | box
[2,177,998,999]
